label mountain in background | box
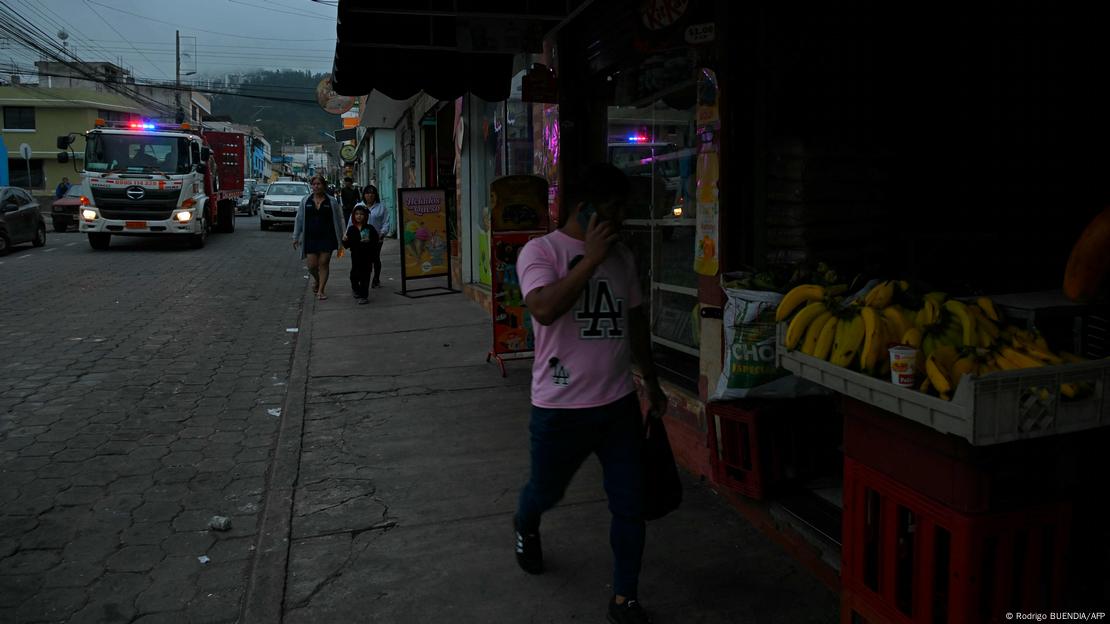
[210,69,345,157]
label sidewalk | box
[247,239,838,623]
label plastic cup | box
[888,346,917,387]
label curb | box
[241,287,313,623]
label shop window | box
[3,106,35,130]
[6,158,45,189]
[97,109,138,124]
[469,96,536,288]
[609,82,699,389]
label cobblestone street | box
[0,221,304,623]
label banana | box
[859,306,882,372]
[785,301,829,350]
[897,280,910,293]
[924,291,948,304]
[943,299,977,347]
[922,333,937,360]
[932,344,959,371]
[1000,347,1045,369]
[920,377,933,394]
[813,314,840,360]
[864,280,895,308]
[882,306,912,341]
[976,296,1001,322]
[1023,345,1063,365]
[918,299,942,328]
[977,328,995,349]
[938,321,964,349]
[1059,352,1088,364]
[776,284,826,322]
[950,356,977,391]
[800,310,834,355]
[994,353,1021,370]
[901,327,922,348]
[925,353,953,396]
[830,312,866,368]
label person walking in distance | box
[342,204,377,304]
[293,174,345,301]
[513,163,667,624]
[339,176,360,224]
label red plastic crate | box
[842,397,1087,514]
[706,402,776,499]
[842,457,1070,624]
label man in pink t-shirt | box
[513,163,666,624]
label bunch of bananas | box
[777,281,1094,401]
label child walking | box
[342,205,379,304]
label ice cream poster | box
[398,188,449,279]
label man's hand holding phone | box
[583,212,619,269]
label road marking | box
[43,248,56,252]
[65,242,76,247]
[17,254,30,260]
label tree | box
[210,70,343,160]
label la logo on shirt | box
[575,279,624,340]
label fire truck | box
[57,119,243,250]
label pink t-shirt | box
[517,230,643,409]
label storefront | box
[332,1,1110,617]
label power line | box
[1,64,324,106]
[226,0,334,22]
[24,0,130,75]
[84,0,335,42]
[0,5,173,114]
[83,0,170,79]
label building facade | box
[1,85,154,194]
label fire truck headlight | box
[175,211,192,223]
[81,209,98,221]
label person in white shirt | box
[350,185,386,289]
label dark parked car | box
[50,183,89,232]
[0,186,46,254]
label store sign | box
[641,0,689,30]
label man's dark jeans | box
[517,392,645,598]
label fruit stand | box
[767,279,1110,622]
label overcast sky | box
[8,0,338,79]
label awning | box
[331,1,589,101]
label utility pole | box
[175,30,182,122]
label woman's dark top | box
[303,196,338,254]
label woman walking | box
[293,174,345,300]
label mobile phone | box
[577,202,598,230]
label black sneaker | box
[357,298,369,305]
[608,599,652,624]
[513,515,543,574]
[372,281,382,289]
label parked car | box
[50,183,89,232]
[259,181,310,230]
[0,186,47,254]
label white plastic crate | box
[775,324,1110,445]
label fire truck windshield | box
[85,134,193,174]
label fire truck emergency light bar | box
[93,118,192,131]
